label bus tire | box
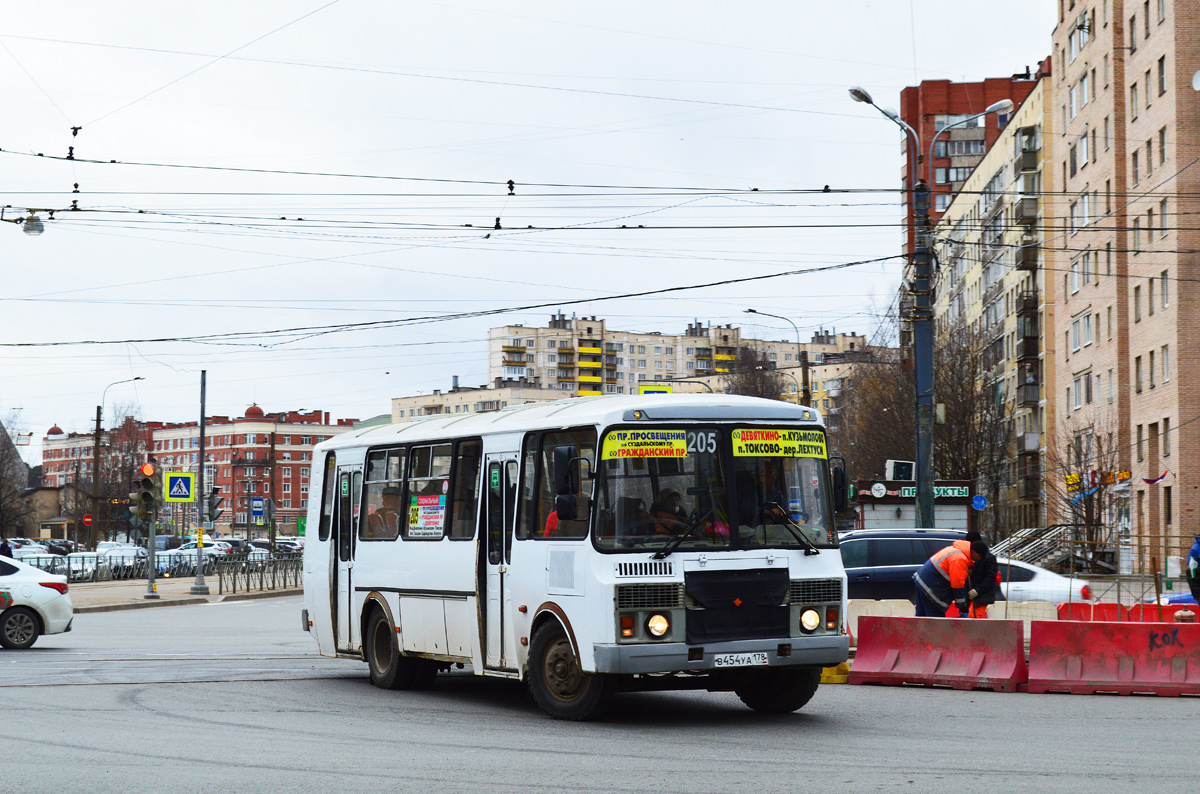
[527,621,613,721]
[0,606,40,650]
[365,607,435,690]
[735,666,820,713]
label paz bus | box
[301,393,850,720]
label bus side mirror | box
[832,464,848,513]
[555,493,577,522]
[553,445,579,496]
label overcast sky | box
[0,0,1054,463]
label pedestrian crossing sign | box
[164,472,196,503]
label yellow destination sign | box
[732,428,826,459]
[602,429,687,459]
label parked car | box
[10,545,50,559]
[995,558,1091,603]
[0,556,73,649]
[838,528,968,601]
[100,547,147,578]
[64,552,110,583]
[219,538,251,555]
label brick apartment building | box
[41,405,356,540]
[901,73,1039,254]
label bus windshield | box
[593,426,836,552]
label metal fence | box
[216,552,303,594]
[17,550,301,587]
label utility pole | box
[912,179,935,529]
[799,350,812,408]
[191,370,209,595]
[268,423,277,551]
[92,406,101,549]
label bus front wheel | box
[365,607,436,690]
[527,621,613,721]
[735,666,821,713]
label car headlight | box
[800,608,821,633]
[646,614,670,637]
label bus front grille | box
[616,583,685,610]
[788,578,842,604]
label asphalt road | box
[5,597,1195,793]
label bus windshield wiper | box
[651,508,714,560]
[763,501,821,555]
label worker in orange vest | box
[913,539,989,617]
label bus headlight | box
[646,614,670,637]
[800,609,821,633]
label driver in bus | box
[649,488,687,534]
[368,485,403,537]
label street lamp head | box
[22,214,44,236]
[880,107,902,121]
[985,99,1014,114]
[848,86,874,105]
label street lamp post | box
[744,308,811,406]
[849,87,1011,529]
[94,377,144,547]
[665,377,714,393]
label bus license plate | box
[713,652,769,668]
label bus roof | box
[321,394,824,452]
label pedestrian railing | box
[216,552,303,594]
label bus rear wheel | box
[527,621,613,721]
[365,607,436,690]
[735,666,821,713]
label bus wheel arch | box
[527,605,612,721]
[530,602,579,664]
[362,597,436,691]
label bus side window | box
[538,428,595,540]
[504,460,518,562]
[338,472,353,562]
[448,440,482,540]
[487,461,503,565]
[318,454,336,541]
[515,436,538,540]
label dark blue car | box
[838,528,968,601]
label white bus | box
[302,394,849,720]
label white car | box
[0,555,73,649]
[997,557,1092,603]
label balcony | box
[1016,149,1039,172]
[577,360,601,369]
[1016,291,1038,317]
[1016,335,1039,361]
[1017,433,1040,453]
[714,353,736,362]
[501,358,526,367]
[1017,243,1039,271]
[1019,383,1040,406]
[577,346,603,355]
[1014,197,1038,224]
[1020,476,1041,500]
[578,389,603,396]
[501,344,525,353]
[578,375,602,383]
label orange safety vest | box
[929,540,974,591]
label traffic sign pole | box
[191,370,210,596]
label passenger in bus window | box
[366,486,403,538]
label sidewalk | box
[68,577,301,613]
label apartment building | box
[933,66,1058,531]
[391,376,564,422]
[42,406,356,539]
[900,73,1040,253]
[1049,0,1199,572]
[488,313,865,397]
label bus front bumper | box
[591,635,849,675]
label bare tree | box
[91,406,150,545]
[722,347,785,400]
[0,421,33,540]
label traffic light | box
[208,489,226,523]
[129,462,163,520]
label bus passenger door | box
[335,466,362,652]
[482,455,517,669]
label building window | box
[1137,424,1144,461]
[1159,126,1167,163]
[1162,344,1170,382]
[1149,350,1156,387]
[1134,285,1142,321]
[1135,356,1143,392]
[1131,83,1139,117]
[1161,270,1169,306]
[1158,56,1167,95]
[1132,150,1139,184]
[1163,417,1171,457]
[1160,199,1168,236]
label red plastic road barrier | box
[1027,620,1200,696]
[848,616,1027,692]
[1126,604,1199,623]
[1056,602,1126,621]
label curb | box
[74,588,302,614]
